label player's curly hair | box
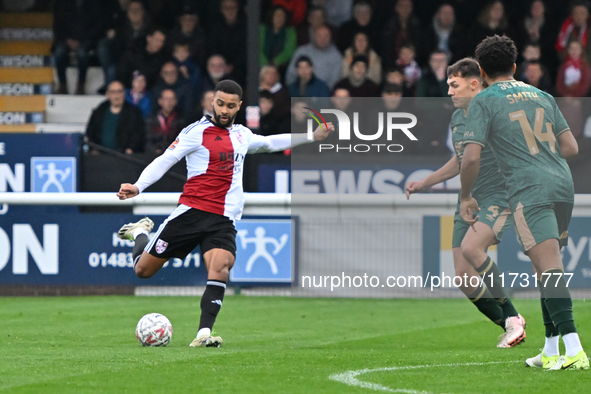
[215,80,243,100]
[474,35,517,78]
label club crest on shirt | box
[235,131,243,144]
[155,239,168,254]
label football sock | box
[196,328,211,338]
[476,256,518,319]
[132,233,149,267]
[563,333,584,357]
[544,335,560,357]
[538,280,559,338]
[199,280,226,331]
[540,268,577,336]
[468,282,505,327]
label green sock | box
[540,268,577,336]
[468,282,505,328]
[538,281,559,337]
[477,256,519,319]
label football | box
[135,313,173,347]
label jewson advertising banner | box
[423,216,591,289]
[259,164,459,194]
[0,209,294,286]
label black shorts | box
[146,205,237,259]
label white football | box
[135,313,173,347]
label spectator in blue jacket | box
[125,71,153,119]
[287,56,330,97]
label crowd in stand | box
[48,0,591,154]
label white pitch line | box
[329,361,521,394]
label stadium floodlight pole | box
[246,0,260,107]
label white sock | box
[132,228,148,240]
[196,328,211,338]
[563,333,584,357]
[543,335,560,357]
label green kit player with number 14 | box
[460,35,587,371]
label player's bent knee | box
[134,263,155,278]
[460,240,479,263]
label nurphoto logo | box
[304,107,418,153]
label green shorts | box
[513,202,572,252]
[452,198,513,248]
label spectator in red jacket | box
[272,0,307,26]
[556,39,591,97]
[556,1,591,59]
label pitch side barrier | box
[2,193,591,297]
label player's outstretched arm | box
[115,151,180,200]
[558,130,579,158]
[247,123,335,153]
[405,156,460,199]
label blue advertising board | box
[231,219,294,283]
[0,209,295,286]
[423,216,591,289]
[0,133,80,193]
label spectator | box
[517,0,558,72]
[260,5,297,72]
[198,54,232,97]
[420,3,466,64]
[286,25,343,89]
[187,90,215,124]
[396,44,421,94]
[97,0,150,91]
[167,5,206,68]
[522,60,554,93]
[338,2,379,53]
[53,0,103,94]
[287,56,330,97]
[311,0,352,27]
[117,26,168,89]
[172,43,201,88]
[331,88,352,112]
[206,0,247,84]
[125,71,152,119]
[377,83,416,153]
[86,81,145,154]
[416,51,449,97]
[272,0,307,26]
[468,1,510,52]
[296,5,338,46]
[556,1,591,59]
[259,64,291,117]
[382,0,422,68]
[151,62,194,116]
[556,40,591,97]
[383,66,413,97]
[515,43,553,86]
[258,90,290,137]
[333,55,380,97]
[379,83,404,112]
[341,32,382,85]
[146,89,185,154]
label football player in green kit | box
[460,35,587,370]
[407,58,525,348]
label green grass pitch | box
[1,296,589,393]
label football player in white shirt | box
[116,80,333,347]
